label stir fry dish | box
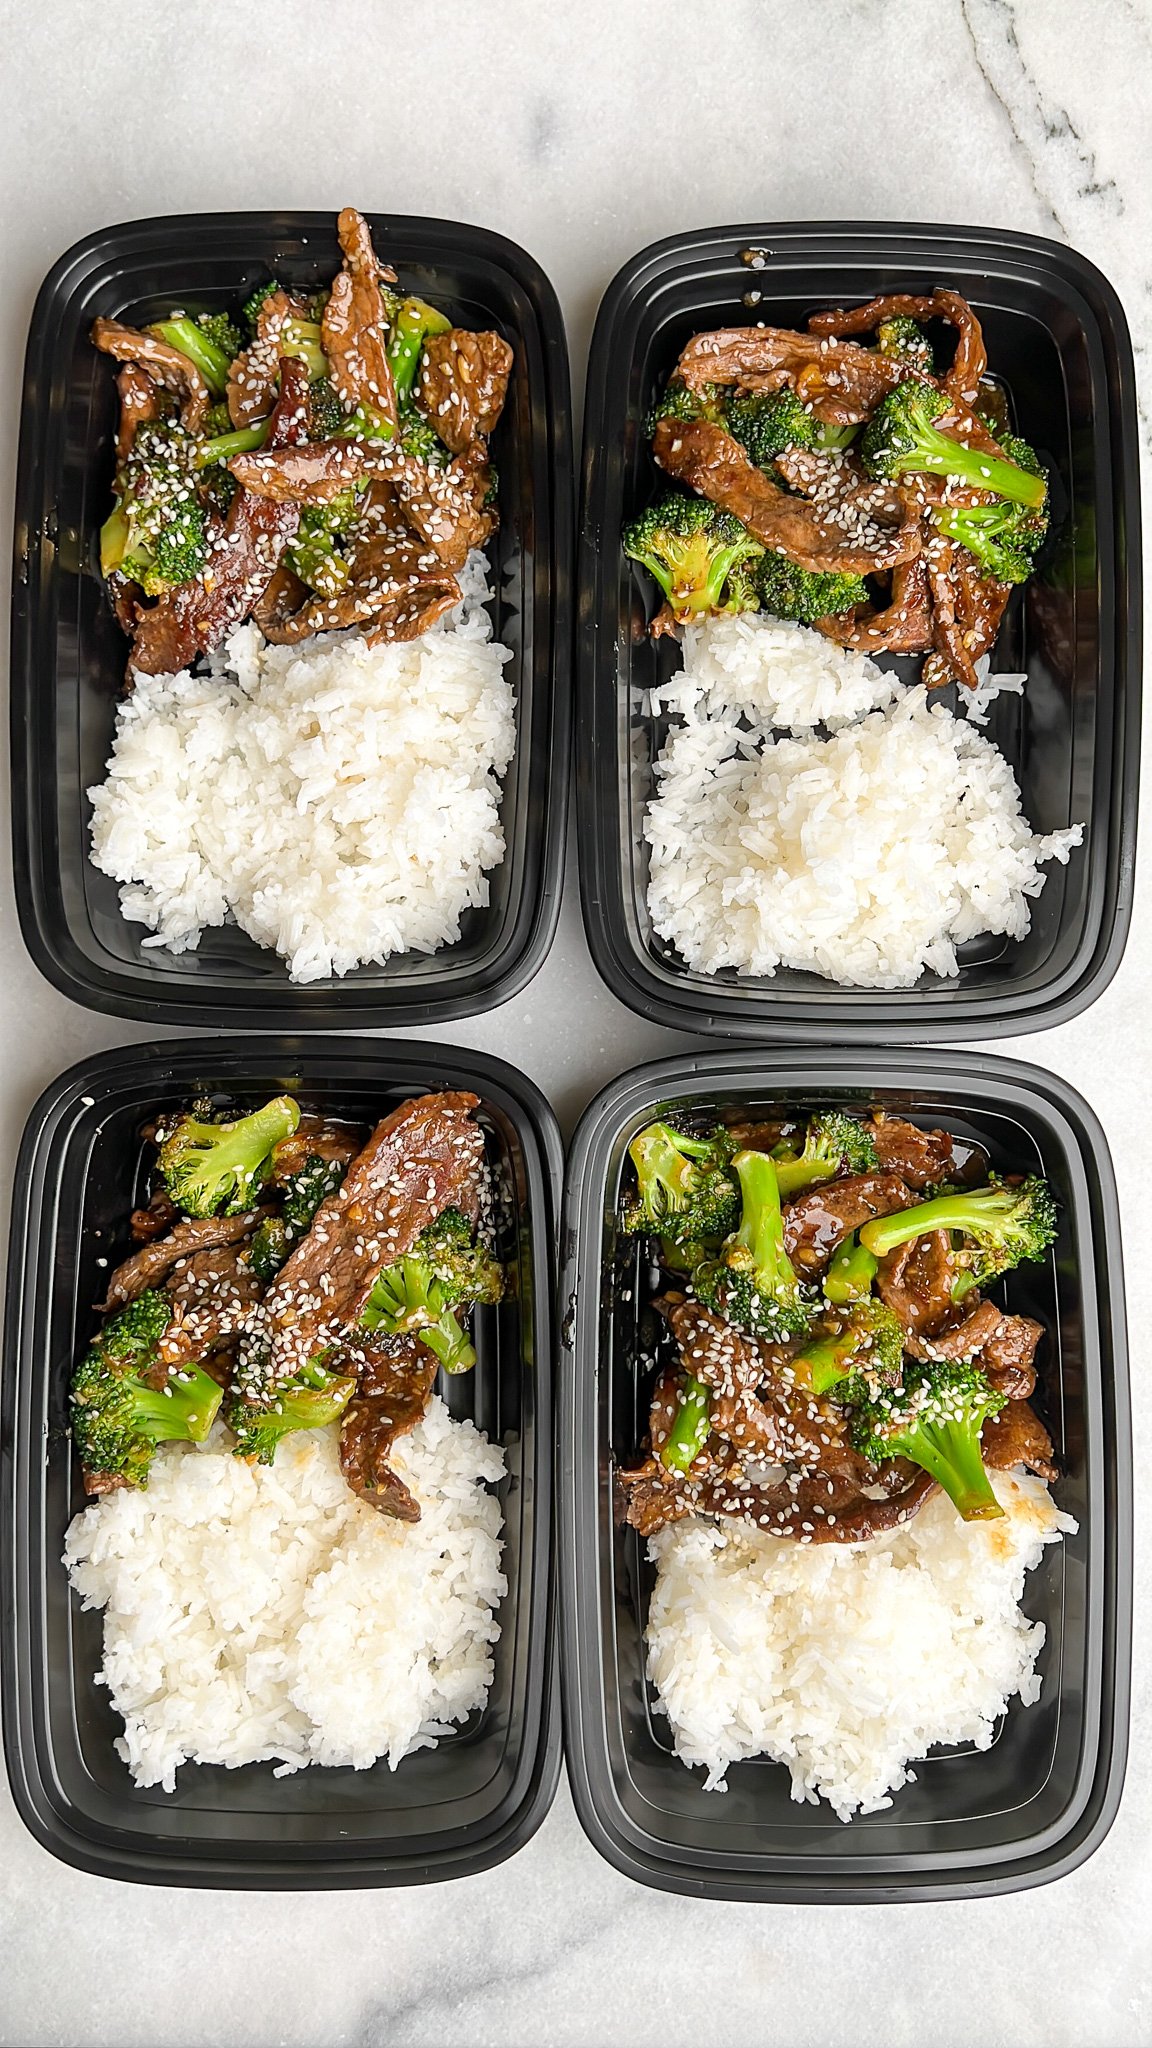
[71,1090,503,1522]
[624,290,1049,690]
[92,207,512,674]
[617,1107,1059,1542]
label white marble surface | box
[0,2,1150,2042]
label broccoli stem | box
[149,319,233,396]
[823,1235,879,1305]
[904,1416,1005,1521]
[100,504,131,576]
[730,1148,788,1276]
[135,1365,223,1444]
[774,1151,838,1201]
[417,1312,476,1374]
[659,1374,711,1472]
[194,419,270,467]
[790,1328,861,1396]
[387,297,451,400]
[860,1189,1007,1257]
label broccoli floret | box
[822,1232,879,1306]
[932,498,1048,584]
[848,1358,1008,1522]
[101,416,212,591]
[387,296,451,401]
[755,552,869,625]
[398,402,449,467]
[774,1111,879,1199]
[621,1121,740,1250]
[725,388,816,467]
[790,1298,905,1397]
[158,1096,301,1218]
[811,419,859,451]
[121,494,209,593]
[859,1174,1057,1295]
[645,379,726,435]
[227,1357,357,1465]
[359,1210,504,1373]
[623,492,764,623]
[861,381,1048,511]
[70,1290,223,1489]
[148,317,236,397]
[658,1373,712,1473]
[875,315,933,372]
[308,374,346,440]
[692,1149,813,1340]
[278,315,328,382]
[247,1153,348,1281]
[197,311,243,360]
[283,488,364,597]
[242,278,282,332]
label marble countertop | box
[1,1,1149,2042]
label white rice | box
[63,1399,506,1791]
[88,553,515,983]
[646,1470,1074,1821]
[645,621,1082,990]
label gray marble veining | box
[0,1,1149,2043]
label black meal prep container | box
[1,1036,561,1887]
[11,211,573,1027]
[558,1047,1131,1901]
[577,222,1141,1039]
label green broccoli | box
[283,488,364,597]
[874,314,933,372]
[398,402,450,467]
[359,1209,504,1373]
[242,279,282,332]
[725,388,815,467]
[194,418,270,468]
[227,1357,357,1465]
[658,1373,711,1473]
[859,1174,1057,1295]
[773,1111,879,1199]
[158,1095,301,1218]
[308,374,346,440]
[692,1148,813,1340]
[278,315,328,382]
[822,1232,879,1306]
[849,1358,1008,1521]
[623,492,764,624]
[100,416,211,591]
[247,1154,349,1282]
[789,1298,905,1397]
[755,552,869,625]
[387,296,451,401]
[620,1122,740,1252]
[860,381,1048,510]
[932,498,1048,584]
[644,379,725,435]
[148,317,237,397]
[197,311,243,360]
[70,1290,223,1489]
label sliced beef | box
[390,443,497,569]
[806,289,987,408]
[269,1115,365,1184]
[161,1244,263,1366]
[865,1113,958,1191]
[129,1187,178,1243]
[115,364,161,463]
[338,1334,439,1522]
[261,1091,485,1380]
[673,325,911,425]
[321,207,398,429]
[91,318,211,431]
[227,289,315,428]
[260,526,459,644]
[229,438,402,502]
[100,1210,262,1311]
[652,418,923,575]
[874,1230,958,1335]
[661,1296,868,1479]
[782,1172,913,1276]
[415,329,512,455]
[773,445,907,527]
[906,1299,1042,1398]
[982,1400,1058,1481]
[817,555,935,655]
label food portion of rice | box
[644,614,1082,991]
[645,1469,1073,1820]
[63,1399,506,1791]
[88,553,514,984]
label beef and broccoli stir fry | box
[617,1106,1059,1542]
[625,290,1048,690]
[93,207,512,675]
[71,1089,503,1522]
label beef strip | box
[922,541,1012,691]
[806,289,987,407]
[389,443,497,570]
[115,364,160,463]
[982,1399,1058,1481]
[652,418,923,574]
[269,1114,365,1183]
[260,1091,484,1380]
[129,356,309,675]
[618,1443,936,1543]
[338,1334,440,1522]
[874,1231,958,1335]
[865,1112,958,1190]
[130,1187,178,1243]
[782,1173,913,1276]
[415,329,513,455]
[227,289,315,428]
[229,438,402,502]
[100,1210,262,1311]
[673,325,912,425]
[908,1298,1043,1400]
[660,1297,870,1479]
[260,525,459,644]
[322,207,398,429]
[91,318,211,431]
[816,555,935,655]
[773,446,908,527]
[160,1243,263,1367]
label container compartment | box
[558,1047,1130,1901]
[3,1037,560,1887]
